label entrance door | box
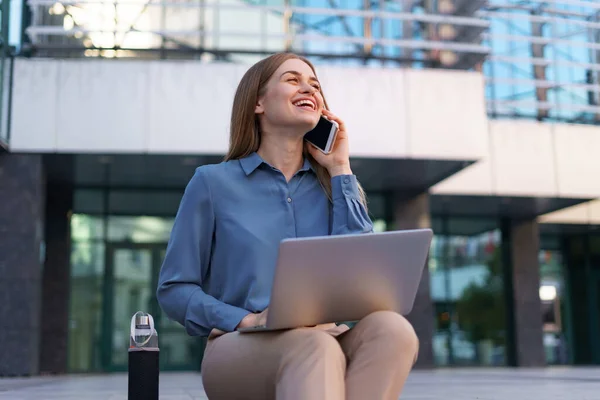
[590,270,600,364]
[103,243,205,371]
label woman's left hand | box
[307,109,353,177]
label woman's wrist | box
[328,164,353,177]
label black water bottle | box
[128,311,159,400]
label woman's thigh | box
[201,331,280,400]
[201,324,348,400]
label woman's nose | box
[299,82,316,94]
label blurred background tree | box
[455,248,506,362]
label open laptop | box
[237,228,433,333]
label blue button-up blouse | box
[156,152,373,337]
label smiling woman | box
[254,60,325,143]
[156,52,419,400]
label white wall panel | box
[10,59,488,162]
[317,67,408,158]
[146,62,244,154]
[405,69,488,160]
[491,120,557,197]
[11,59,58,151]
[431,158,494,195]
[540,199,600,224]
[12,59,600,200]
[553,124,600,198]
[433,120,600,199]
[55,61,149,152]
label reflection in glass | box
[539,247,569,365]
[485,3,600,124]
[71,214,105,241]
[430,221,506,366]
[108,216,174,243]
[69,213,203,371]
[68,241,105,372]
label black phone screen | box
[304,117,334,151]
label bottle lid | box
[130,311,156,348]
[136,314,150,328]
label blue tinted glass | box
[485,3,600,123]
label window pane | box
[68,241,105,372]
[71,214,105,241]
[430,218,506,366]
[74,189,105,214]
[451,228,504,366]
[108,190,183,215]
[539,247,569,365]
[108,216,175,243]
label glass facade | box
[538,244,570,365]
[68,185,517,371]
[429,217,506,366]
[484,1,600,123]
[560,233,600,365]
[64,184,600,371]
[25,0,487,68]
[68,213,204,372]
[22,1,600,125]
[68,215,105,372]
[537,231,600,366]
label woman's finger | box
[322,109,345,131]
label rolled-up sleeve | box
[156,168,250,337]
[330,174,373,235]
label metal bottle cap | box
[136,314,150,327]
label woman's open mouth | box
[292,99,316,111]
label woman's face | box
[255,58,324,133]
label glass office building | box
[1,0,600,375]
[21,0,600,121]
[484,0,600,123]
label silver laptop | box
[237,228,433,333]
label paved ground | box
[0,368,599,399]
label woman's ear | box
[255,97,264,115]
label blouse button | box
[287,197,292,203]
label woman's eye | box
[312,84,321,90]
[287,77,298,83]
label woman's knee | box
[275,330,346,397]
[284,329,347,367]
[360,311,419,356]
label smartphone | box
[304,116,339,154]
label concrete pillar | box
[394,192,435,368]
[0,154,45,376]
[39,182,73,374]
[509,219,546,367]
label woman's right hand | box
[237,308,268,329]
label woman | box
[157,52,419,400]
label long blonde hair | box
[224,52,367,207]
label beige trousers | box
[201,311,419,400]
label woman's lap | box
[200,312,418,400]
[201,324,349,400]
